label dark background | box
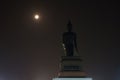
[0,0,120,80]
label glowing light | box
[34,14,40,20]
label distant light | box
[34,14,40,20]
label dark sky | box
[0,0,120,80]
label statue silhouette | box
[62,21,78,56]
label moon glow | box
[34,14,40,20]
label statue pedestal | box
[60,56,82,71]
[52,53,93,80]
[58,56,87,78]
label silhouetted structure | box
[62,20,78,56]
[53,20,92,80]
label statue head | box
[67,20,72,32]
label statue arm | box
[62,34,66,49]
[62,34,65,44]
[74,33,78,53]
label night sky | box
[0,0,120,80]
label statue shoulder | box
[63,32,76,36]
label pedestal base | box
[58,71,87,78]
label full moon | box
[34,14,40,20]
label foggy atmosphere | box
[0,0,120,80]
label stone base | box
[58,71,87,78]
[60,56,82,71]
